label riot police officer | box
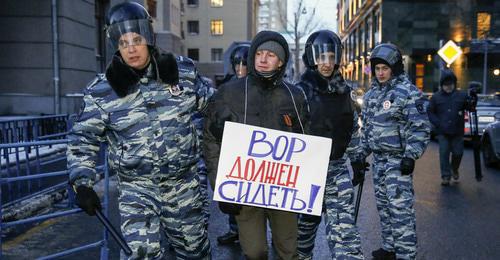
[295,30,365,260]
[67,2,212,259]
[218,45,250,87]
[356,43,431,260]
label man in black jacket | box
[203,30,309,260]
[428,69,470,186]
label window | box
[211,0,223,7]
[187,48,199,61]
[477,12,491,39]
[211,48,223,62]
[187,20,199,35]
[187,0,198,6]
[211,20,223,35]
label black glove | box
[75,185,102,216]
[105,55,140,97]
[218,202,242,216]
[400,157,415,175]
[351,160,369,186]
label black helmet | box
[105,2,155,52]
[370,43,404,76]
[230,45,249,75]
[230,45,250,67]
[303,30,342,71]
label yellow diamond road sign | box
[438,40,462,65]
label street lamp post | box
[482,39,488,94]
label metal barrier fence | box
[0,114,69,144]
[0,115,114,259]
[0,115,70,205]
[0,139,113,259]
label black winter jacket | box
[428,89,468,136]
[202,31,309,188]
[296,69,355,160]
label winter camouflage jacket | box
[356,74,431,160]
[67,54,213,187]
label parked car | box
[481,111,500,167]
[464,94,500,141]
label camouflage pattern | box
[372,153,416,259]
[67,56,213,259]
[356,74,430,161]
[298,158,364,260]
[356,74,431,260]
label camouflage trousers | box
[197,158,210,219]
[372,153,417,260]
[117,166,211,260]
[298,159,364,260]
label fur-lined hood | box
[105,47,179,97]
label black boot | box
[372,248,396,260]
[451,154,462,180]
[217,231,239,245]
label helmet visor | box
[233,56,247,66]
[106,19,154,51]
[311,43,340,66]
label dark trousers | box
[437,134,464,180]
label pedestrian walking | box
[428,69,473,186]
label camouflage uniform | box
[296,70,364,260]
[67,56,213,259]
[356,74,430,260]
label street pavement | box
[2,141,500,259]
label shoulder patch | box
[415,97,428,114]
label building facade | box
[182,0,258,82]
[338,0,500,93]
[151,0,184,55]
[0,0,184,115]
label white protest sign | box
[213,121,331,216]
